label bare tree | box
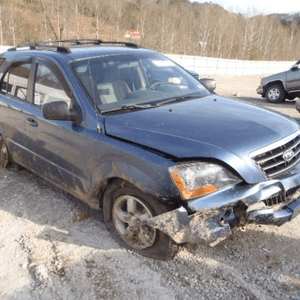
[40,0,59,40]
[109,0,124,39]
[8,3,17,46]
[0,2,3,45]
[93,0,107,39]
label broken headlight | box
[168,162,241,200]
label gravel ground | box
[1,75,300,300]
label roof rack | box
[7,39,139,54]
[41,39,139,48]
[8,42,71,53]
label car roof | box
[67,45,156,60]
[1,40,158,64]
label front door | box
[24,59,97,197]
[286,64,300,91]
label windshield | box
[71,52,210,112]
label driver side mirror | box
[291,64,299,71]
[200,78,216,91]
[43,101,82,123]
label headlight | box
[168,162,241,200]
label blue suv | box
[0,39,300,260]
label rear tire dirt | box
[103,179,178,260]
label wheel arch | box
[263,80,286,94]
[88,160,180,209]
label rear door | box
[0,57,36,165]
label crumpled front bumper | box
[247,195,300,225]
[145,207,233,247]
[143,172,300,247]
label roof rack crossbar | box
[37,39,139,48]
[39,39,103,46]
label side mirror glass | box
[43,101,82,123]
[200,78,216,91]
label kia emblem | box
[282,149,294,162]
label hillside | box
[1,0,300,61]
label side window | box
[34,64,71,107]
[0,63,31,101]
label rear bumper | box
[144,170,300,246]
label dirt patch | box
[1,75,300,300]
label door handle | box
[26,117,38,127]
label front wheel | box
[265,84,285,103]
[103,179,178,260]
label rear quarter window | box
[0,57,6,79]
[0,58,5,67]
[0,62,31,101]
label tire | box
[265,84,285,103]
[103,179,178,260]
[0,135,9,168]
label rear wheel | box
[265,84,285,103]
[103,179,178,260]
[0,136,9,168]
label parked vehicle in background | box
[0,40,300,260]
[257,60,300,103]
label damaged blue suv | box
[0,39,300,260]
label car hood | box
[104,95,299,183]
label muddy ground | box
[1,75,300,300]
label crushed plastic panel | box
[143,206,232,246]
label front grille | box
[263,186,300,207]
[252,134,300,178]
[263,193,285,207]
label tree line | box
[1,0,300,61]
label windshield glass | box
[71,52,210,111]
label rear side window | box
[0,58,5,67]
[0,63,31,101]
[34,64,71,107]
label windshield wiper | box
[156,93,204,107]
[100,103,154,113]
[101,94,205,113]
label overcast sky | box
[191,0,300,15]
